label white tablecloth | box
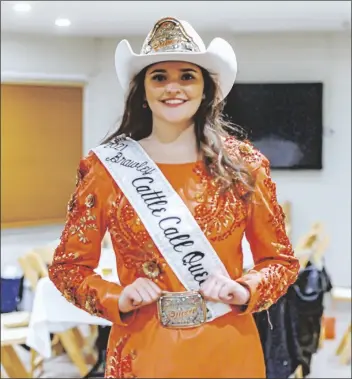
[26,248,119,358]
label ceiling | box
[1,1,351,37]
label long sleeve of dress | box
[48,153,131,325]
[234,144,300,314]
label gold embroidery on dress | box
[49,156,106,317]
[191,163,247,242]
[85,194,96,208]
[82,288,105,316]
[63,288,76,304]
[50,262,106,316]
[69,210,97,244]
[264,176,293,251]
[53,251,79,262]
[75,169,83,187]
[51,265,84,306]
[67,193,77,212]
[251,264,290,312]
[227,138,262,167]
[75,158,91,187]
[142,260,161,279]
[106,335,137,378]
[229,139,299,312]
[107,162,247,276]
[107,197,165,280]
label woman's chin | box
[157,113,195,126]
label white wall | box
[2,31,351,287]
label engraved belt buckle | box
[157,291,207,329]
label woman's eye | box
[182,73,195,80]
[151,74,166,82]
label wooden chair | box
[18,251,49,292]
[1,312,31,378]
[293,364,303,378]
[294,222,325,269]
[29,244,99,368]
[295,223,332,348]
[332,287,351,365]
[281,201,292,238]
[336,323,351,365]
[29,245,55,266]
[16,250,97,377]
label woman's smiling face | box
[144,61,204,126]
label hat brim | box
[115,37,237,101]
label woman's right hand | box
[118,277,163,314]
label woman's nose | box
[164,83,181,94]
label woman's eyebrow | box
[149,68,198,75]
[149,69,166,74]
[180,68,197,73]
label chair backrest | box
[281,201,292,238]
[31,246,55,266]
[18,251,48,291]
[310,233,329,268]
[295,222,328,269]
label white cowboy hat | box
[114,17,237,101]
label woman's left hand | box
[200,272,250,306]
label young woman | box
[49,17,299,378]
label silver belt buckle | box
[157,291,207,329]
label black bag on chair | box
[292,261,333,377]
[254,261,333,378]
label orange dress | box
[48,138,299,378]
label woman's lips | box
[161,99,187,107]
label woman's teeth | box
[163,99,185,104]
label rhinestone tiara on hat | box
[141,17,201,55]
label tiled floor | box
[1,226,351,378]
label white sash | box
[92,136,232,322]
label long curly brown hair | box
[102,65,255,200]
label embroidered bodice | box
[49,137,299,323]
